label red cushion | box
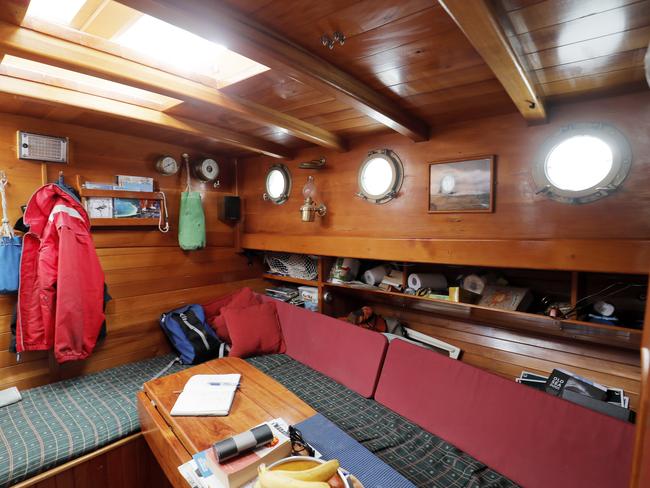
[225,302,285,358]
[375,339,635,488]
[208,315,230,344]
[261,295,388,398]
[206,288,261,343]
[202,289,239,320]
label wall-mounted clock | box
[192,158,219,182]
[156,155,180,175]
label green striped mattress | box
[0,355,185,487]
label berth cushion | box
[247,354,517,488]
[262,296,388,398]
[374,339,635,488]
[225,302,286,358]
[0,355,185,487]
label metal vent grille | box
[18,131,68,163]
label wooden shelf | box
[75,174,163,229]
[79,188,163,200]
[323,282,642,350]
[90,218,160,227]
[263,273,318,287]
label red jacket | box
[17,184,105,363]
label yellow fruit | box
[274,459,340,482]
[258,470,329,488]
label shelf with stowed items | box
[75,174,168,228]
[317,256,646,351]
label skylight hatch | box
[25,0,269,88]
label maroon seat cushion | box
[203,289,239,320]
[207,288,261,343]
[261,295,388,398]
[375,339,634,488]
[225,302,285,358]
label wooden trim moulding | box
[11,433,143,488]
[241,234,650,274]
[438,0,547,123]
[0,21,345,151]
[631,281,650,487]
[0,75,292,158]
[118,0,431,142]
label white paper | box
[171,374,241,416]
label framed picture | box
[428,155,495,213]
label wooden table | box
[137,357,317,487]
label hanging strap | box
[183,154,192,192]
[158,191,170,233]
[0,172,14,238]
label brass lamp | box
[299,176,326,222]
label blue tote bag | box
[1,173,21,294]
[0,236,21,294]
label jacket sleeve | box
[53,212,106,363]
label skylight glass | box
[114,14,268,87]
[1,55,182,111]
[26,0,86,25]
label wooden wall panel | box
[241,92,647,416]
[0,112,262,391]
[239,91,650,245]
[631,291,650,487]
[14,434,171,488]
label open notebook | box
[171,374,241,416]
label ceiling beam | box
[0,0,30,24]
[438,0,547,123]
[117,0,430,142]
[0,74,292,158]
[0,21,345,151]
[0,0,29,62]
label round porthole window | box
[263,164,291,204]
[533,123,632,204]
[357,149,404,204]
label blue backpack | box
[160,304,226,364]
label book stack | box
[515,369,633,422]
[178,418,291,488]
[265,286,305,307]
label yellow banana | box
[273,459,340,482]
[258,470,329,488]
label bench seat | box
[0,355,186,487]
[247,354,517,488]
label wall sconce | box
[299,176,326,222]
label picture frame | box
[428,155,495,213]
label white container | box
[298,286,319,304]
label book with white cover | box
[171,374,241,417]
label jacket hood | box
[24,184,90,236]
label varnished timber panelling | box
[631,293,650,487]
[14,434,172,488]
[0,113,263,392]
[501,0,650,101]
[239,91,650,272]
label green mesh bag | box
[178,191,206,250]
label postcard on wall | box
[114,198,160,218]
[428,156,494,213]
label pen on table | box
[172,383,241,394]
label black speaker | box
[218,195,241,223]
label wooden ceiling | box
[0,0,647,158]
